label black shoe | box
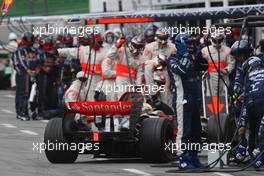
[35,115,44,120]
[20,114,30,121]
[31,112,38,120]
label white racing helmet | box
[114,28,122,40]
[128,36,145,55]
[211,33,224,47]
[155,28,169,46]
[8,32,18,41]
[104,30,115,44]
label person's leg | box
[179,95,197,169]
[190,98,204,168]
[36,72,44,116]
[15,73,22,117]
[252,115,264,168]
[248,113,257,156]
[181,96,193,146]
[175,93,184,152]
[191,101,202,144]
[19,73,30,120]
[252,100,264,168]
[207,73,218,96]
[258,116,264,151]
[45,73,56,109]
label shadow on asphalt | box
[75,158,145,164]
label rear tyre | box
[140,118,174,163]
[207,114,236,143]
[44,118,78,163]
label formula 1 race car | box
[0,48,11,89]
[44,92,176,163]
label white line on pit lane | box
[94,158,108,161]
[1,109,15,114]
[20,130,39,136]
[213,172,234,176]
[40,120,49,123]
[123,169,152,176]
[0,123,17,128]
[4,94,15,98]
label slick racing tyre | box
[140,118,174,163]
[44,118,78,163]
[63,113,79,136]
[207,114,236,143]
[119,92,144,132]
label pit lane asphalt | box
[0,90,263,176]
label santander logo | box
[66,101,133,116]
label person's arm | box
[107,45,120,61]
[35,51,44,72]
[135,62,144,86]
[226,47,236,73]
[238,104,248,138]
[168,53,191,76]
[17,49,29,72]
[107,37,126,61]
[143,61,158,96]
[102,58,116,78]
[11,51,21,74]
[57,47,79,59]
[142,44,153,61]
[144,60,155,83]
[194,51,209,71]
[233,61,245,95]
[169,42,177,55]
[201,47,209,61]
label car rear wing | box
[65,101,133,116]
